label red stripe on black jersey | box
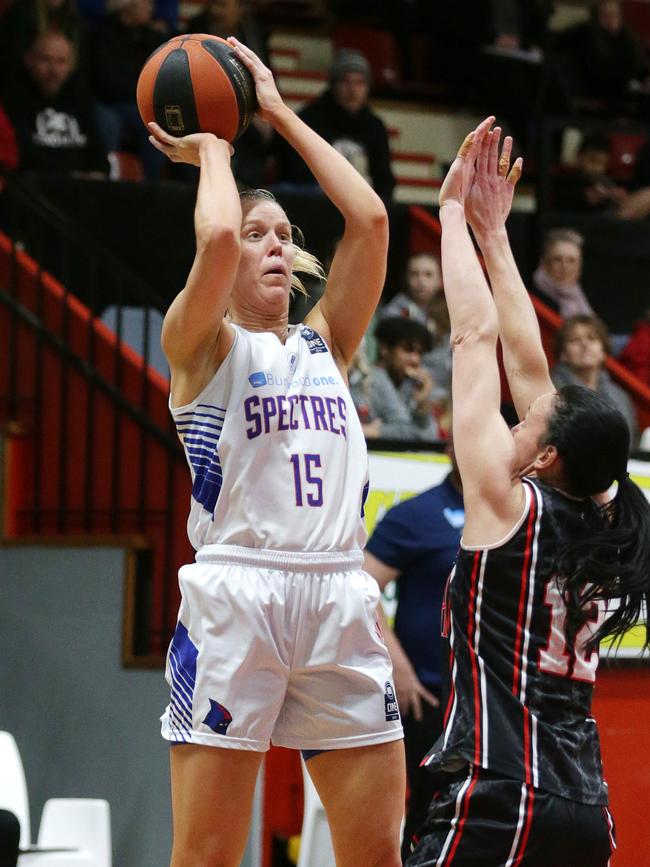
[442,767,480,866]
[511,785,535,866]
[466,551,483,766]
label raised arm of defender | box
[438,119,527,545]
[465,127,556,419]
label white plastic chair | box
[297,759,335,867]
[0,732,112,866]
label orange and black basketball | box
[136,34,257,142]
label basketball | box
[136,34,257,143]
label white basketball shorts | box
[160,544,403,752]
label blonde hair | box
[239,189,325,297]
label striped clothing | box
[423,478,608,806]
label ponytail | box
[559,474,650,651]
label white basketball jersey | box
[171,323,370,553]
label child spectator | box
[370,317,439,441]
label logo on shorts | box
[384,682,400,722]
[203,699,233,734]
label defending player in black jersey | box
[407,119,650,866]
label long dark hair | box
[544,385,650,649]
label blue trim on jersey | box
[167,622,198,742]
[174,407,226,516]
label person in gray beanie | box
[275,48,395,201]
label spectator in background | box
[349,338,382,439]
[551,313,638,445]
[558,0,649,113]
[1,30,109,177]
[0,0,86,80]
[276,49,395,202]
[364,441,463,863]
[188,0,272,188]
[370,317,439,441]
[553,133,650,218]
[382,252,443,326]
[382,252,452,405]
[89,0,167,180]
[532,228,594,317]
[619,304,650,385]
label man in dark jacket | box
[2,30,108,177]
[276,48,395,202]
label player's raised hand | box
[438,116,494,211]
[228,37,285,123]
[147,122,232,165]
[466,127,523,239]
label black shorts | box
[405,766,616,867]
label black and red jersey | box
[423,478,609,805]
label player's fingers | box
[498,135,513,178]
[488,126,501,176]
[507,156,524,186]
[477,130,490,175]
[228,36,265,71]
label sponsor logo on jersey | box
[248,371,340,389]
[288,352,298,374]
[384,681,400,721]
[300,326,328,354]
[203,698,233,734]
[249,371,268,388]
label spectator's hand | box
[228,37,285,124]
[393,659,439,721]
[407,365,434,412]
[438,116,494,211]
[147,122,232,166]
[466,126,523,239]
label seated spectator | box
[558,0,649,113]
[186,0,272,187]
[349,338,382,439]
[382,252,442,326]
[0,0,87,81]
[552,133,650,218]
[370,317,439,441]
[532,228,594,318]
[551,313,638,445]
[382,252,452,397]
[1,30,109,177]
[275,48,395,202]
[89,0,167,180]
[619,306,650,384]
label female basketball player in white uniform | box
[148,37,405,867]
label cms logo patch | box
[384,682,400,721]
[300,326,328,354]
[203,699,233,734]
